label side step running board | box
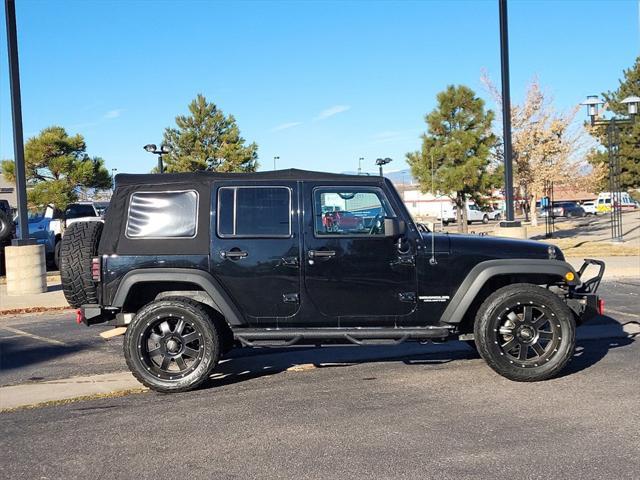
[234,326,453,347]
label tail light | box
[91,257,101,282]
[597,299,605,316]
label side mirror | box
[384,217,406,238]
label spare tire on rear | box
[60,221,104,308]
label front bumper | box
[568,259,605,323]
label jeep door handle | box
[220,250,248,260]
[308,250,335,258]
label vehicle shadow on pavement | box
[560,316,637,378]
[0,339,92,375]
[202,342,478,389]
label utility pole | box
[499,0,517,225]
[5,0,31,245]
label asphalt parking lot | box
[0,279,638,479]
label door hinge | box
[398,292,416,303]
[283,293,300,304]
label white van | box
[596,192,637,213]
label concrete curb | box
[1,322,637,412]
[0,372,146,411]
[0,306,73,317]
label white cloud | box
[271,121,302,132]
[371,128,422,144]
[315,105,351,121]
[103,109,123,119]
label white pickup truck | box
[438,203,491,225]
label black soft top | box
[114,168,381,186]
[101,169,388,255]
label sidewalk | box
[1,321,638,411]
[566,256,639,279]
[0,372,146,410]
[0,275,71,315]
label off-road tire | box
[474,283,576,382]
[60,221,103,308]
[124,299,221,393]
[0,209,12,243]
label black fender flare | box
[111,268,245,326]
[440,259,580,325]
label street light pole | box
[5,0,31,245]
[375,157,392,177]
[144,144,171,173]
[499,0,516,224]
[358,157,364,175]
[581,95,638,243]
[273,156,279,171]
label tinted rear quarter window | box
[126,190,198,238]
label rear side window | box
[126,190,198,238]
[217,186,291,237]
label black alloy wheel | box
[138,314,205,380]
[492,303,561,367]
[124,299,221,392]
[474,283,576,382]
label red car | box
[323,211,364,232]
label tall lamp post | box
[273,156,279,170]
[5,0,32,245]
[144,144,171,173]
[581,95,639,243]
[498,0,518,226]
[358,157,364,175]
[375,157,392,177]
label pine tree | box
[587,56,640,190]
[162,94,259,173]
[1,126,111,210]
[406,85,496,233]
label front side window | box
[314,188,392,236]
[217,186,291,237]
[126,190,198,238]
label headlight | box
[548,245,557,260]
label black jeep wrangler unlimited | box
[60,169,604,393]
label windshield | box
[27,208,45,222]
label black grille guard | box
[575,259,606,294]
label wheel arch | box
[112,268,245,326]
[441,259,579,329]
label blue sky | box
[1,0,638,175]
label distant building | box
[0,174,17,208]
[550,186,596,202]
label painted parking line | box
[0,326,66,346]
[605,308,639,319]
